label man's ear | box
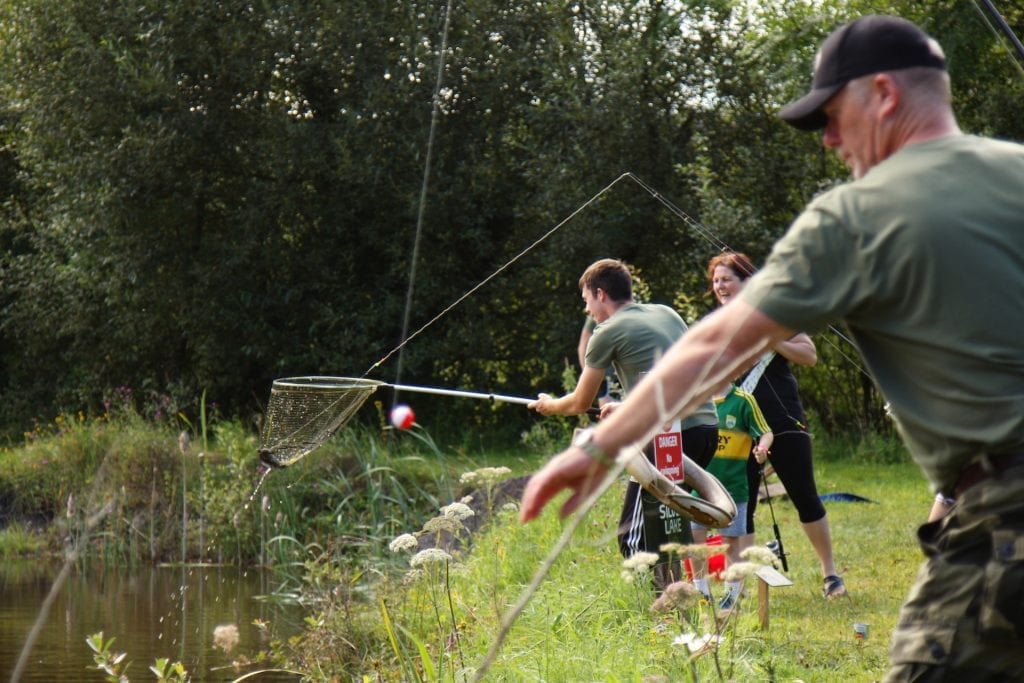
[875,73,900,120]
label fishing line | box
[392,0,455,406]
[623,171,870,382]
[623,172,733,253]
[364,172,637,376]
[375,169,871,384]
[972,0,1024,78]
[367,165,876,453]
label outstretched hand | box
[519,448,609,522]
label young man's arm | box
[528,365,606,416]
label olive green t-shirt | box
[587,302,718,429]
[742,135,1024,493]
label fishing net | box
[259,376,383,468]
[259,376,547,468]
[258,376,736,526]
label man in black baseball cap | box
[521,13,1024,682]
[779,15,947,131]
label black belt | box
[953,452,1024,497]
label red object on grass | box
[684,533,726,580]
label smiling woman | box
[705,251,843,598]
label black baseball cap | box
[779,15,947,131]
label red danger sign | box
[654,427,684,481]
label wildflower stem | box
[444,560,465,671]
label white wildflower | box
[621,569,635,583]
[721,561,760,582]
[410,548,453,567]
[460,466,512,487]
[422,516,462,534]
[440,502,475,521]
[623,551,660,572]
[650,580,699,613]
[213,624,239,654]
[389,533,419,553]
[673,631,724,653]
[500,502,519,513]
[740,545,779,568]
[402,568,425,584]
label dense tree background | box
[0,0,1021,441]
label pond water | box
[0,560,308,682]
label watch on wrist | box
[572,427,616,467]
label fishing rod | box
[761,466,789,572]
[975,0,1024,69]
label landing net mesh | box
[259,376,382,468]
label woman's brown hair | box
[706,251,756,289]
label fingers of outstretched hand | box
[519,455,565,521]
[519,471,555,522]
[519,451,604,522]
[558,490,587,518]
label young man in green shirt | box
[529,258,718,588]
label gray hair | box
[847,67,951,109]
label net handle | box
[386,382,532,406]
[384,381,599,415]
[273,376,598,414]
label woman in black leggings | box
[707,252,845,599]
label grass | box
[0,523,46,558]
[285,440,935,682]
[0,407,935,681]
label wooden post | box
[754,565,793,630]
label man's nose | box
[822,119,840,149]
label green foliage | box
[816,426,911,466]
[0,405,510,575]
[0,0,1021,442]
[0,522,45,557]
[86,631,130,683]
[148,658,188,683]
[87,631,189,683]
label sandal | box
[823,574,847,600]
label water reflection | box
[0,560,306,682]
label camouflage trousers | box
[885,468,1024,682]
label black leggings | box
[684,424,719,469]
[746,430,826,532]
